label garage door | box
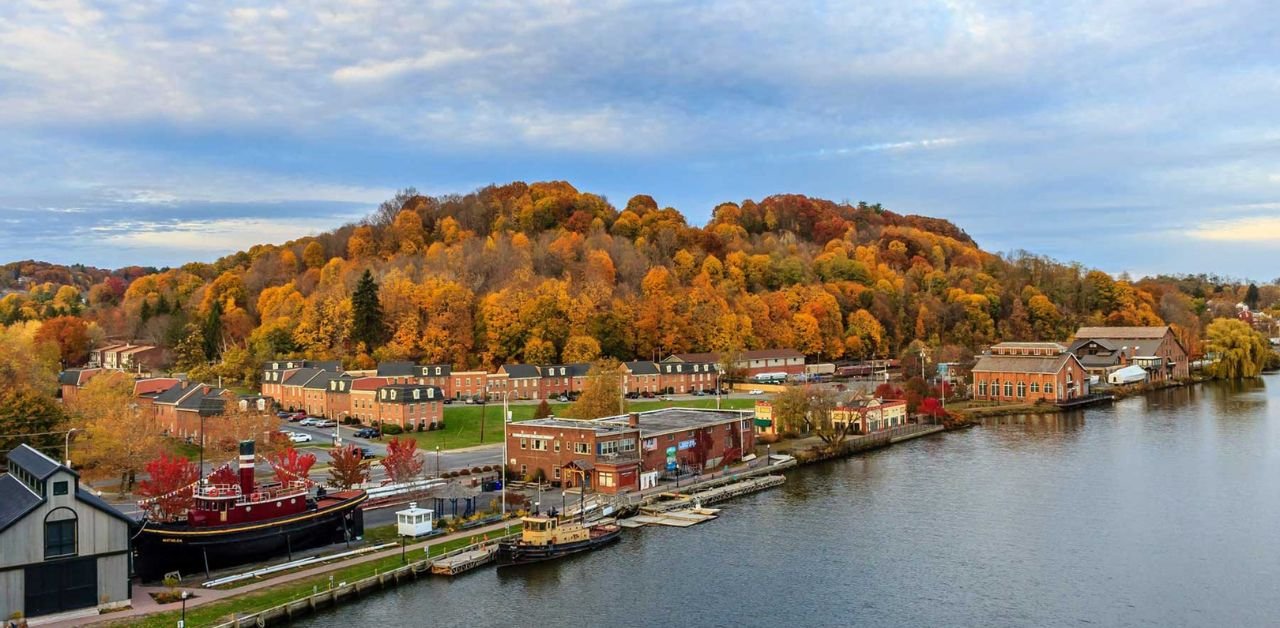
[24,557,97,617]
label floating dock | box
[624,507,720,528]
[429,545,496,576]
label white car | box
[299,418,320,427]
[748,389,764,395]
[314,420,336,428]
[289,432,313,443]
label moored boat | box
[496,515,621,567]
[133,441,365,580]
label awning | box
[753,418,773,428]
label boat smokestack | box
[238,441,255,495]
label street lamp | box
[179,590,189,628]
[435,445,441,477]
[64,427,80,468]
[495,390,515,520]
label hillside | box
[2,181,1275,384]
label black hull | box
[496,529,621,567]
[134,499,365,581]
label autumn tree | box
[351,270,387,351]
[533,399,553,419]
[302,241,326,269]
[328,445,370,489]
[137,453,199,521]
[35,315,93,366]
[1204,318,1271,379]
[268,446,317,484]
[0,389,67,468]
[381,437,424,484]
[562,359,623,419]
[562,335,601,363]
[204,405,282,457]
[76,371,163,492]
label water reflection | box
[981,412,1087,433]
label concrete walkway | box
[47,519,515,628]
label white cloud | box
[1193,217,1280,242]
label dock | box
[624,507,720,528]
[429,545,496,576]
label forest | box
[2,180,1278,393]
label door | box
[24,556,98,617]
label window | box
[1017,382,1026,398]
[53,481,68,496]
[599,472,615,488]
[44,513,77,559]
[553,467,561,480]
[532,439,547,451]
[1030,382,1040,393]
[1045,382,1054,394]
[520,465,527,476]
[978,381,987,396]
[520,438,527,450]
[554,440,561,452]
[1004,382,1013,397]
[574,442,589,454]
[619,439,636,452]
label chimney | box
[238,440,255,494]
[628,412,639,428]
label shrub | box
[470,466,483,474]
[416,423,425,432]
[382,424,404,435]
[460,469,472,476]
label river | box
[300,376,1280,627]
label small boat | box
[496,515,621,567]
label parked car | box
[358,447,376,459]
[625,392,639,399]
[288,432,313,443]
[464,397,474,404]
[353,427,380,439]
[692,390,705,396]
[289,411,306,420]
[641,391,654,399]
[443,398,453,404]
[314,419,336,428]
[748,389,764,395]
[299,417,320,427]
[557,395,569,402]
[276,410,291,418]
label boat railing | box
[196,483,242,499]
[237,480,309,505]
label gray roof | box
[0,474,42,532]
[377,362,452,377]
[658,362,718,374]
[539,364,592,378]
[517,418,637,435]
[8,443,62,479]
[282,367,324,386]
[623,361,659,375]
[599,408,748,437]
[501,364,541,379]
[58,369,84,386]
[154,381,199,405]
[303,371,340,390]
[1075,326,1170,340]
[971,353,1077,374]
[1069,338,1120,352]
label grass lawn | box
[122,523,522,628]
[403,397,756,450]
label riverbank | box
[948,377,1206,421]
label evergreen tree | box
[202,299,223,359]
[1245,283,1260,310]
[533,399,553,419]
[173,323,207,372]
[351,270,387,350]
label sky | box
[1,1,1278,279]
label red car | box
[288,412,306,422]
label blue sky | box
[1,1,1278,278]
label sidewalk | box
[50,519,515,628]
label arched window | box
[1017,382,1026,398]
[44,507,78,559]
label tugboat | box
[133,441,366,580]
[496,514,621,567]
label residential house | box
[1070,326,1189,383]
[539,363,592,399]
[451,370,489,401]
[278,368,327,412]
[657,361,719,394]
[91,342,165,373]
[1,444,133,620]
[971,342,1090,404]
[349,377,390,424]
[132,377,182,414]
[376,384,445,430]
[57,368,101,407]
[489,364,542,400]
[621,361,661,395]
[301,371,340,418]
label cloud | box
[1193,217,1280,242]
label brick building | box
[971,342,1090,404]
[57,368,100,407]
[538,363,592,399]
[505,418,641,492]
[830,395,908,434]
[375,384,445,430]
[621,361,661,395]
[1070,326,1190,383]
[451,370,489,401]
[656,361,719,394]
[601,408,754,477]
[489,364,542,400]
